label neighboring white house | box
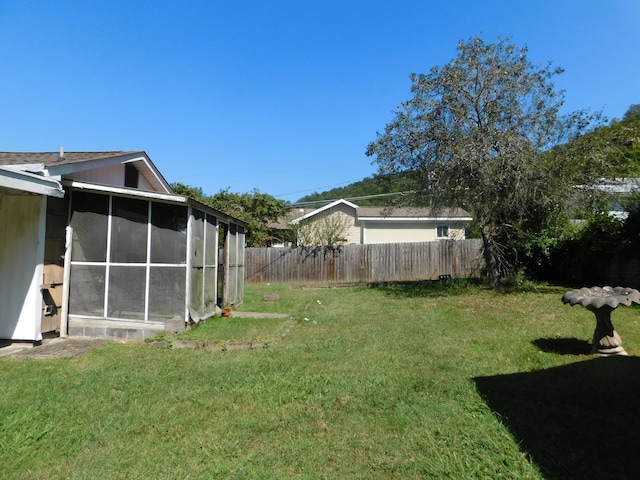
[0,151,246,343]
[593,178,640,219]
[286,199,472,245]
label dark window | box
[436,225,450,238]
[124,163,139,188]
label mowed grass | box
[2,281,640,479]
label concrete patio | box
[0,337,111,359]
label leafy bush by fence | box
[245,239,484,284]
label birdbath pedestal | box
[562,286,640,356]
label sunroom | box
[63,184,245,339]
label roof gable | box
[290,199,359,224]
[0,151,172,194]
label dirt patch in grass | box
[149,339,268,351]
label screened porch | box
[65,187,245,339]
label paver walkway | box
[0,312,287,359]
[0,337,111,359]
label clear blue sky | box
[1,1,638,202]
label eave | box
[0,166,64,197]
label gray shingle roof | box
[0,151,144,166]
[357,206,471,218]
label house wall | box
[66,164,153,190]
[0,193,45,341]
[321,205,360,244]
[362,221,436,244]
[361,221,467,244]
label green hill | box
[295,173,417,206]
[296,110,640,207]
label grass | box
[2,281,640,479]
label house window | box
[436,225,450,239]
[124,163,139,188]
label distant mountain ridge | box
[297,111,640,206]
[295,173,416,206]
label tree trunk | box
[481,227,501,287]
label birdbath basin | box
[562,286,640,355]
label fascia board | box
[66,180,184,202]
[358,216,473,222]
[123,155,173,193]
[44,152,146,176]
[0,167,64,197]
[65,180,247,227]
[291,199,359,224]
[46,152,173,194]
[1,163,47,173]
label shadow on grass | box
[373,278,487,298]
[474,356,640,480]
[533,337,592,355]
[374,278,566,298]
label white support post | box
[59,225,73,338]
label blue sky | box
[1,1,638,202]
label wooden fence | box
[245,239,484,284]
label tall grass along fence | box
[245,239,484,284]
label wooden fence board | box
[245,240,484,284]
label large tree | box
[366,36,605,286]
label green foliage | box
[538,188,640,285]
[366,35,604,286]
[170,183,290,246]
[563,110,640,177]
[545,213,624,285]
[623,103,640,121]
[170,182,206,201]
[497,210,576,281]
[621,191,640,245]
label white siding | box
[0,193,45,340]
[301,204,359,245]
[362,221,467,244]
[363,222,436,244]
[66,164,153,190]
[326,207,359,244]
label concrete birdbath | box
[562,286,640,355]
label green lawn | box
[2,281,640,479]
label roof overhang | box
[47,152,173,194]
[358,216,473,222]
[65,180,247,227]
[290,198,359,224]
[0,166,64,197]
